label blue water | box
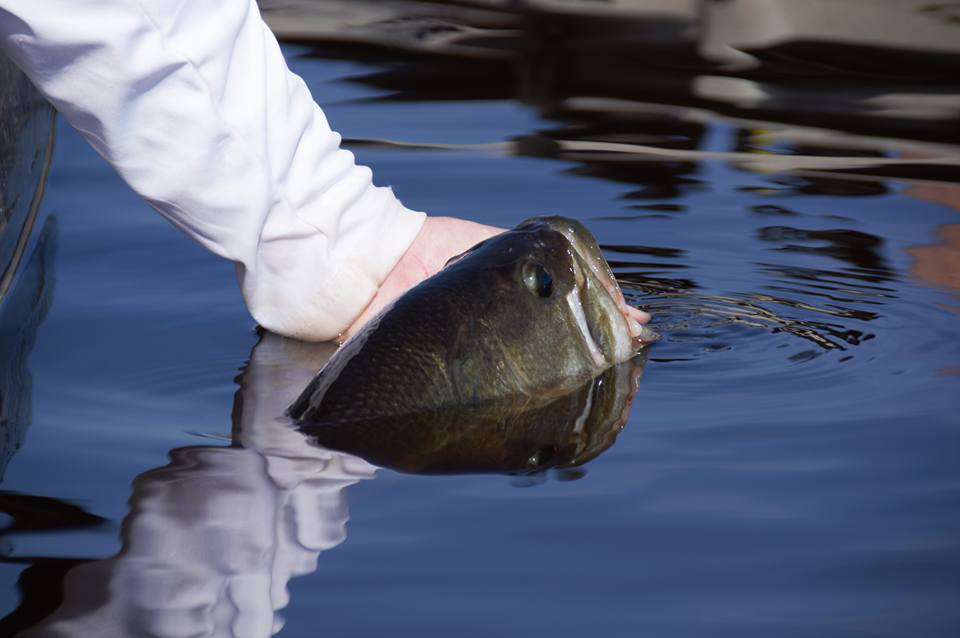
[2,22,960,638]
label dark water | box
[2,1,960,636]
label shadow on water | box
[3,331,648,636]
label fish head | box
[289,215,655,428]
[509,216,656,366]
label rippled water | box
[2,2,960,636]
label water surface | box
[1,1,959,636]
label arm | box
[0,0,477,340]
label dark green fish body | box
[288,216,654,473]
[295,355,646,474]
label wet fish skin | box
[288,216,650,429]
[297,354,646,475]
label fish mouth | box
[635,323,660,346]
[547,219,658,352]
[516,216,657,356]
[575,256,657,349]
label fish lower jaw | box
[566,288,610,369]
[634,324,660,348]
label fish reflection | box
[300,354,645,475]
[19,331,644,637]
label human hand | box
[340,216,651,341]
[340,216,504,341]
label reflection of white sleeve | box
[0,0,425,340]
[22,333,376,638]
[25,445,375,638]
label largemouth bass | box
[288,216,656,470]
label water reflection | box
[0,3,956,634]
[614,240,892,352]
[0,218,74,638]
[14,331,645,637]
[14,334,373,637]
[297,354,646,475]
[0,218,57,481]
[260,0,959,361]
[262,0,960,141]
[0,53,56,306]
[905,181,960,300]
[0,57,64,635]
[755,226,893,276]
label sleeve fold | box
[0,0,425,340]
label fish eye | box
[522,262,553,298]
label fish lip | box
[552,219,643,356]
[635,325,660,347]
[563,233,624,311]
[553,220,658,353]
[566,285,609,369]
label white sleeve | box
[0,0,426,341]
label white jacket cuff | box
[0,0,425,340]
